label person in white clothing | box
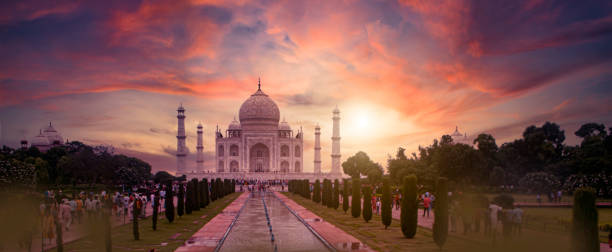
[512,207,523,235]
[489,204,502,235]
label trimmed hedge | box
[571,187,598,252]
[401,175,417,238]
[381,177,392,229]
[351,176,361,218]
[433,177,448,249]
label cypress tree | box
[177,183,184,217]
[185,182,192,214]
[216,178,223,198]
[165,182,175,223]
[381,177,392,229]
[363,186,372,223]
[152,191,159,230]
[313,180,321,203]
[199,180,206,207]
[433,177,448,249]
[104,197,112,252]
[327,180,334,209]
[192,179,200,211]
[203,178,210,207]
[133,197,140,240]
[210,179,217,201]
[571,187,598,252]
[343,179,349,213]
[401,175,418,237]
[351,175,361,218]
[322,179,328,206]
[333,179,340,209]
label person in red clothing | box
[423,196,431,217]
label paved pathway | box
[275,192,374,252]
[175,192,248,252]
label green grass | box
[522,207,612,242]
[283,192,481,252]
[50,192,241,252]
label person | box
[489,203,502,236]
[512,206,523,235]
[536,194,541,205]
[60,199,72,231]
[449,200,457,232]
[76,196,83,224]
[85,196,94,219]
[483,205,492,236]
[376,199,381,215]
[69,198,77,223]
[423,195,431,217]
[395,194,400,210]
[43,206,56,245]
[557,190,562,203]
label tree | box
[362,186,372,223]
[381,178,392,229]
[333,179,340,209]
[401,175,417,238]
[313,180,321,203]
[575,123,606,138]
[133,196,140,240]
[343,179,350,213]
[152,191,159,230]
[165,182,175,223]
[203,178,210,207]
[342,151,381,178]
[177,183,184,217]
[200,180,206,207]
[210,178,217,201]
[433,177,449,249]
[192,179,200,211]
[571,187,598,252]
[351,175,361,218]
[185,182,193,214]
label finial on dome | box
[258,77,261,91]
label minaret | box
[176,104,187,174]
[196,122,204,172]
[314,123,321,174]
[331,106,341,174]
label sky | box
[1,0,611,174]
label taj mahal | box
[177,79,345,181]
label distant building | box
[23,122,64,152]
[450,126,471,145]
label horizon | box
[1,0,611,173]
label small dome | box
[451,126,463,137]
[43,122,63,145]
[32,130,49,146]
[333,106,340,114]
[315,123,320,130]
[228,117,241,130]
[197,122,203,128]
[238,84,280,128]
[279,118,291,131]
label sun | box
[357,114,369,130]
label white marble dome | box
[238,88,280,127]
[228,117,241,130]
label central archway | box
[249,143,270,172]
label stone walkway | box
[175,192,248,252]
[275,192,374,252]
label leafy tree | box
[575,123,606,138]
[342,151,381,178]
[313,179,321,203]
[489,166,506,186]
[165,182,175,223]
[433,177,448,249]
[333,179,340,209]
[571,187,599,252]
[351,175,361,218]
[381,178,392,229]
[177,183,184,217]
[342,179,349,213]
[401,175,417,238]
[362,186,372,223]
[153,171,174,183]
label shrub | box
[401,175,418,238]
[177,183,184,217]
[571,187,598,252]
[381,177,392,229]
[343,179,349,213]
[492,194,514,209]
[433,177,448,249]
[351,176,361,218]
[363,186,372,223]
[313,180,321,203]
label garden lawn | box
[522,207,612,242]
[282,192,482,252]
[50,192,241,252]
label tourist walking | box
[512,206,523,235]
[422,194,431,218]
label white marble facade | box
[214,83,304,174]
